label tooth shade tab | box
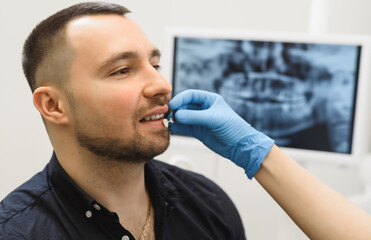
[162,117,174,128]
[144,113,164,121]
[163,119,169,128]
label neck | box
[58,147,148,201]
[82,157,147,209]
[50,127,156,239]
[55,148,151,234]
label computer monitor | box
[164,28,371,166]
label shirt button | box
[93,204,101,211]
[86,210,92,218]
[122,235,130,240]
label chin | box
[76,127,170,163]
[148,132,170,156]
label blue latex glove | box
[169,89,274,179]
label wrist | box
[231,134,274,179]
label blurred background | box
[1,0,371,239]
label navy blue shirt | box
[0,153,246,239]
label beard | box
[70,96,170,163]
[76,129,170,163]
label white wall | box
[1,0,371,239]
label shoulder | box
[151,159,224,196]
[150,160,240,220]
[150,160,246,239]
[0,166,51,235]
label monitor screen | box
[166,29,371,164]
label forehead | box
[66,15,155,65]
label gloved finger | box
[169,89,217,110]
[173,108,214,127]
[172,103,205,112]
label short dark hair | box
[22,2,130,92]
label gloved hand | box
[169,89,274,179]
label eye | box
[111,67,130,76]
[153,65,161,71]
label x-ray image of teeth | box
[172,37,361,154]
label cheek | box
[70,75,143,127]
[105,95,135,117]
[100,89,139,123]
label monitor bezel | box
[163,28,371,166]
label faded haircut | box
[22,2,130,92]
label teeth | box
[144,113,164,121]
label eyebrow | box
[97,49,161,73]
[151,49,161,58]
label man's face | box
[65,15,172,162]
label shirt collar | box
[48,152,95,212]
[48,152,181,215]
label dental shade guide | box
[162,117,174,128]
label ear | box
[33,86,70,125]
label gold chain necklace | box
[139,197,152,240]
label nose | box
[143,64,172,99]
